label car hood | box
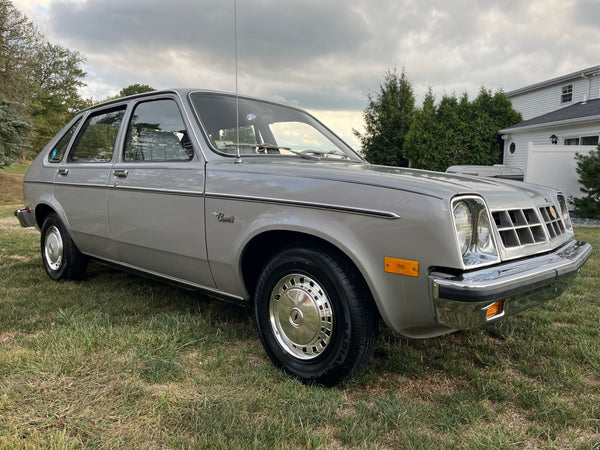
[209,159,557,211]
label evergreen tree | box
[0,100,31,167]
[573,148,600,219]
[354,69,415,166]
[404,87,437,169]
[404,88,521,172]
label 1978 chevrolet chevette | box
[15,89,592,386]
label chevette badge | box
[549,206,557,219]
[211,211,235,223]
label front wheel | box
[41,213,88,281]
[254,246,379,386]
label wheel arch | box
[240,230,377,312]
[34,203,58,228]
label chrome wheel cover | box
[44,225,63,271]
[269,273,334,360]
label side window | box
[69,108,126,163]
[124,99,193,161]
[48,118,82,163]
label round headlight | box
[453,201,472,255]
[476,209,492,251]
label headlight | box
[557,193,573,232]
[453,201,472,255]
[451,196,499,267]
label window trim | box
[66,105,127,164]
[123,97,195,163]
[47,117,83,163]
[561,84,573,104]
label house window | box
[581,136,599,146]
[561,84,573,103]
[509,143,516,154]
[564,138,579,145]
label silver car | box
[15,89,592,386]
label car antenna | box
[234,0,242,164]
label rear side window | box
[69,107,126,163]
[124,99,193,161]
[48,118,81,163]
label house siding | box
[510,75,600,120]
[503,122,600,174]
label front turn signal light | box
[485,301,504,320]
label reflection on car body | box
[15,89,592,386]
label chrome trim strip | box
[205,192,401,219]
[53,182,107,189]
[110,185,204,197]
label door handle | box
[113,169,129,178]
[57,168,69,176]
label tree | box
[119,84,155,97]
[0,0,87,161]
[354,69,415,166]
[27,42,87,151]
[573,149,600,219]
[404,88,522,171]
[404,87,437,168]
[0,100,31,168]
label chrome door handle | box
[57,168,69,176]
[113,169,129,178]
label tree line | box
[0,1,156,168]
[0,0,88,167]
[355,69,523,171]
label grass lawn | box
[1,171,599,448]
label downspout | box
[581,72,591,101]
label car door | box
[107,96,214,288]
[52,105,127,259]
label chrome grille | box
[539,205,566,239]
[492,205,566,248]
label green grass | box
[1,201,599,448]
[0,159,32,175]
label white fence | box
[525,143,595,202]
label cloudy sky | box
[11,0,600,147]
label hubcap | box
[269,274,333,360]
[44,225,64,271]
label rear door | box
[107,96,214,288]
[53,106,127,259]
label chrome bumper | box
[14,208,36,228]
[431,239,592,331]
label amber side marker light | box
[384,257,419,277]
[485,301,504,320]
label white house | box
[500,65,600,201]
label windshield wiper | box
[300,149,352,160]
[231,143,320,160]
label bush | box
[573,148,600,219]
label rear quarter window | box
[48,118,82,163]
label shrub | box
[573,148,600,219]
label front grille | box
[492,205,566,248]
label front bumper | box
[431,239,592,330]
[14,208,36,228]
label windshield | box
[190,92,362,161]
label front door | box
[107,97,214,288]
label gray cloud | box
[24,0,599,111]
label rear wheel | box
[41,213,88,281]
[254,245,379,386]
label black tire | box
[40,213,88,281]
[254,245,379,386]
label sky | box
[10,0,600,148]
